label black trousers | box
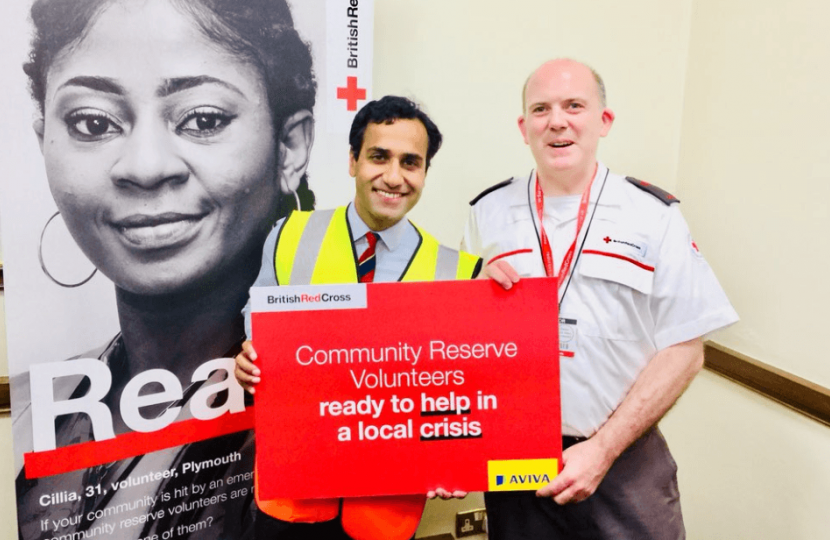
[485,428,685,540]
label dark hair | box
[349,95,443,170]
[23,0,317,214]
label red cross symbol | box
[337,76,366,111]
[603,236,611,243]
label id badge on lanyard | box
[532,167,608,360]
[559,316,577,358]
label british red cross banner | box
[251,278,562,500]
[1,1,374,538]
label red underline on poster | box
[23,408,255,479]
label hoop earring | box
[38,211,97,288]
[292,189,303,211]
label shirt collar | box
[587,162,615,205]
[516,161,620,208]
[347,202,409,251]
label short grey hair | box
[521,59,607,113]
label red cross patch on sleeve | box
[688,233,704,257]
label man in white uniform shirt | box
[462,59,738,539]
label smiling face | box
[519,59,614,188]
[37,0,282,296]
[349,119,428,231]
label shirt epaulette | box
[469,178,514,206]
[625,177,680,205]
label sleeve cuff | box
[654,306,739,351]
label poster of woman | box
[0,0,374,538]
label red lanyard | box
[534,172,594,288]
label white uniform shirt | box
[462,162,738,437]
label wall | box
[1,219,17,530]
[0,417,16,532]
[662,372,830,539]
[677,0,830,387]
[662,0,830,536]
[1,221,6,376]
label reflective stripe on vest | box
[435,244,460,281]
[274,207,479,284]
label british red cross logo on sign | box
[603,236,611,243]
[337,76,366,111]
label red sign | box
[252,278,560,499]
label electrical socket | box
[455,508,486,537]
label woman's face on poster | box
[37,0,281,295]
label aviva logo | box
[488,459,559,491]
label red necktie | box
[357,232,378,283]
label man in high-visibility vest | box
[235,95,478,540]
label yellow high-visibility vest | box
[273,207,481,284]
